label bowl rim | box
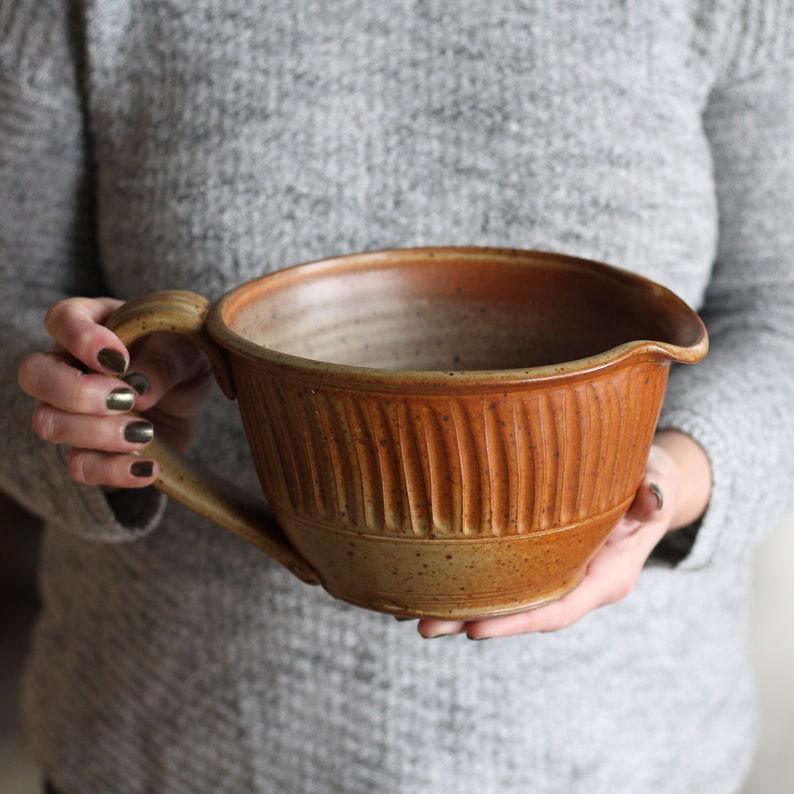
[208,246,708,388]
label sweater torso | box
[7,2,793,792]
[88,1,718,307]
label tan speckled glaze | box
[106,247,707,619]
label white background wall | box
[741,510,794,794]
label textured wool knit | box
[2,1,794,793]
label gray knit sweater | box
[2,2,794,792]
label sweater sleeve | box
[0,0,165,540]
[658,17,794,569]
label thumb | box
[627,479,665,524]
[608,478,666,543]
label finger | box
[67,448,158,488]
[624,479,666,524]
[44,297,128,374]
[466,580,613,638]
[123,333,213,416]
[32,404,154,452]
[416,619,467,639]
[610,478,671,545]
[463,577,609,640]
[19,352,139,415]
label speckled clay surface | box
[107,247,707,618]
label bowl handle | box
[106,291,321,585]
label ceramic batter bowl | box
[106,247,707,619]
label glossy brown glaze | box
[108,247,708,619]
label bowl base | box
[279,497,632,620]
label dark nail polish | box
[106,388,136,411]
[124,420,154,444]
[130,460,155,478]
[649,482,664,512]
[122,372,150,396]
[97,348,128,374]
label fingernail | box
[130,460,154,478]
[124,420,154,444]
[649,482,664,512]
[106,387,136,411]
[122,372,150,396]
[97,348,127,374]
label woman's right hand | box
[17,297,214,489]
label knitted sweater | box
[2,2,794,792]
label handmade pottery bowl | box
[107,247,707,619]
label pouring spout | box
[643,302,709,364]
[634,328,709,365]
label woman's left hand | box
[415,430,712,640]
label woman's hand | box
[415,430,712,640]
[17,296,214,488]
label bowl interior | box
[221,249,701,371]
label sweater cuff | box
[44,444,167,542]
[104,487,166,536]
[652,410,733,571]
